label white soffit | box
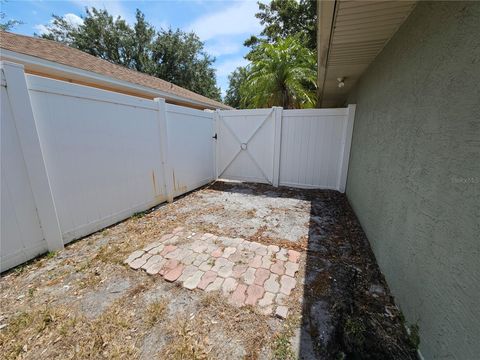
[318,0,417,107]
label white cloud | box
[215,57,249,77]
[187,1,262,41]
[34,24,49,35]
[205,38,242,57]
[63,13,84,28]
[34,13,83,35]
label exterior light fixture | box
[337,77,345,88]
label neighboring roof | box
[0,31,230,109]
[317,1,417,107]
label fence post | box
[205,108,218,181]
[272,106,283,187]
[214,109,221,180]
[1,61,64,251]
[154,98,174,203]
[337,104,356,192]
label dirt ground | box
[0,181,418,359]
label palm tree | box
[240,36,317,109]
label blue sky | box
[2,0,263,97]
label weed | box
[207,258,215,266]
[146,299,168,327]
[407,324,420,350]
[28,288,36,298]
[162,314,209,359]
[46,251,57,259]
[132,211,147,219]
[398,311,420,350]
[343,316,366,351]
[76,269,101,289]
[13,264,28,275]
[272,333,295,359]
[271,314,300,360]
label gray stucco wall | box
[346,2,479,359]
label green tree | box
[39,8,220,101]
[240,37,316,109]
[244,0,317,54]
[0,1,23,31]
[224,66,249,108]
[151,29,220,100]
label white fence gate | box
[1,60,356,272]
[216,106,355,191]
[215,108,281,185]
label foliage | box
[407,324,420,350]
[0,1,23,31]
[240,37,316,109]
[224,66,249,108]
[244,0,317,55]
[226,0,317,108]
[151,29,220,100]
[39,8,221,101]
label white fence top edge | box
[166,103,214,119]
[26,73,158,111]
[283,108,348,116]
[217,108,274,116]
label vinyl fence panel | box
[27,74,167,243]
[216,107,356,191]
[165,104,215,197]
[280,108,350,190]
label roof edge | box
[0,47,232,110]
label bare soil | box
[0,181,417,359]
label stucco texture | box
[346,2,479,359]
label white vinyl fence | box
[1,60,355,271]
[215,106,355,191]
[0,62,215,271]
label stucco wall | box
[346,2,479,359]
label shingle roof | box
[0,31,229,109]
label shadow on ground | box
[0,181,418,359]
[210,181,418,359]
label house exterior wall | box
[346,2,480,359]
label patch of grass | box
[76,269,101,290]
[162,314,209,360]
[398,311,420,350]
[272,333,295,359]
[95,242,126,265]
[12,263,28,275]
[200,293,271,358]
[271,313,300,360]
[343,316,366,350]
[45,251,57,259]
[132,211,147,219]
[28,287,36,298]
[207,258,216,266]
[146,298,168,327]
[407,323,420,350]
[0,296,138,359]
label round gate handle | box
[240,143,248,150]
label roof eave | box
[0,48,231,110]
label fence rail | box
[1,60,355,271]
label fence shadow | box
[208,181,417,359]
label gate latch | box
[212,133,217,140]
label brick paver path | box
[125,228,301,318]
